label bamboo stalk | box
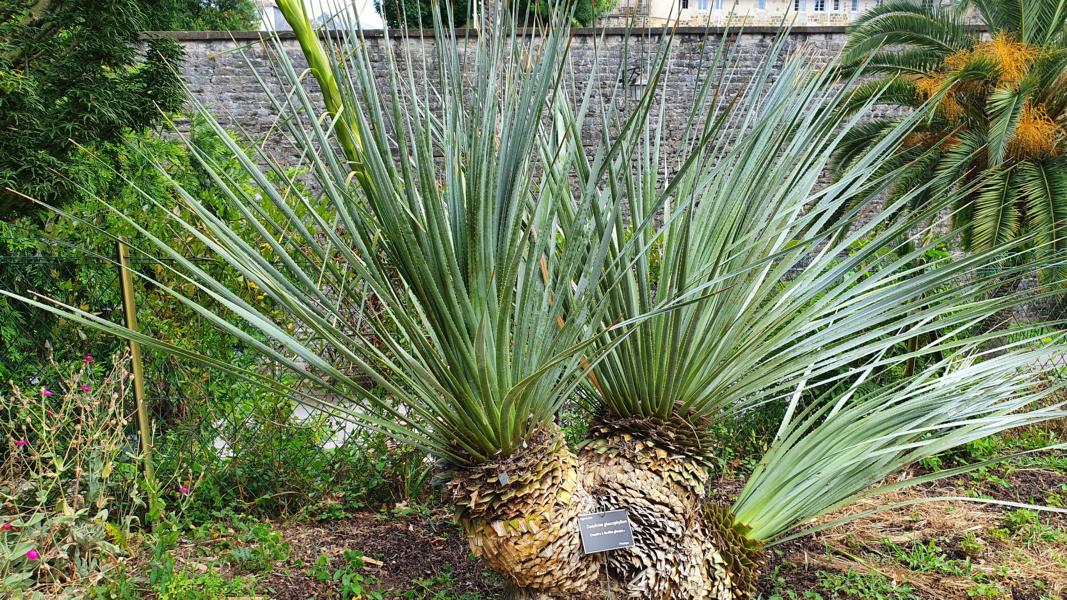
[117,241,155,481]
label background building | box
[608,0,884,26]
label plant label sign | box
[577,509,634,554]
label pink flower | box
[15,439,28,447]
[84,354,94,363]
[178,486,191,494]
[41,389,54,397]
[79,384,91,392]
[1,523,12,531]
[46,410,55,417]
[25,549,39,560]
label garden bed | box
[155,452,1066,599]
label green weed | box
[816,569,920,600]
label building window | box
[758,0,766,8]
[715,0,723,8]
[851,0,858,9]
[795,0,807,11]
[833,0,840,9]
[682,0,689,8]
[814,0,825,10]
[696,0,709,11]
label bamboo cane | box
[117,241,155,481]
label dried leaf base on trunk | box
[703,503,765,599]
[581,430,734,598]
[577,411,771,599]
[448,424,601,595]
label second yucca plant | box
[5,4,1066,598]
[575,26,1067,598]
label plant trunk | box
[578,415,764,599]
[580,432,735,598]
[448,419,764,598]
[448,424,601,596]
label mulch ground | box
[257,510,504,599]
[226,460,1066,599]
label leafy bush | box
[0,119,270,386]
[152,0,259,31]
[0,2,186,217]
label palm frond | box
[970,0,1023,34]
[932,128,986,223]
[832,118,912,176]
[857,48,955,77]
[987,79,1036,164]
[963,0,1067,45]
[1019,158,1067,262]
[842,78,922,114]
[972,168,1022,250]
[843,1,969,66]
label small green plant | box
[223,514,289,574]
[1047,483,1067,508]
[918,455,943,472]
[882,539,970,576]
[309,552,333,582]
[968,466,1012,490]
[1001,509,1067,545]
[963,437,1004,461]
[816,569,920,600]
[155,567,256,600]
[1004,509,1041,532]
[400,565,490,599]
[308,550,383,599]
[967,583,1003,598]
[959,532,988,559]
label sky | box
[264,0,385,30]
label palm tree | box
[835,0,1067,257]
[4,5,1066,598]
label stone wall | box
[163,27,851,167]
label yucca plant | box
[573,27,1067,598]
[4,4,1067,599]
[834,0,1067,256]
[12,4,634,593]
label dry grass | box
[769,468,1067,598]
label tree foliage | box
[0,0,258,219]
[376,0,617,29]
[151,0,259,31]
[376,0,471,28]
[515,0,617,26]
[836,0,1067,262]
